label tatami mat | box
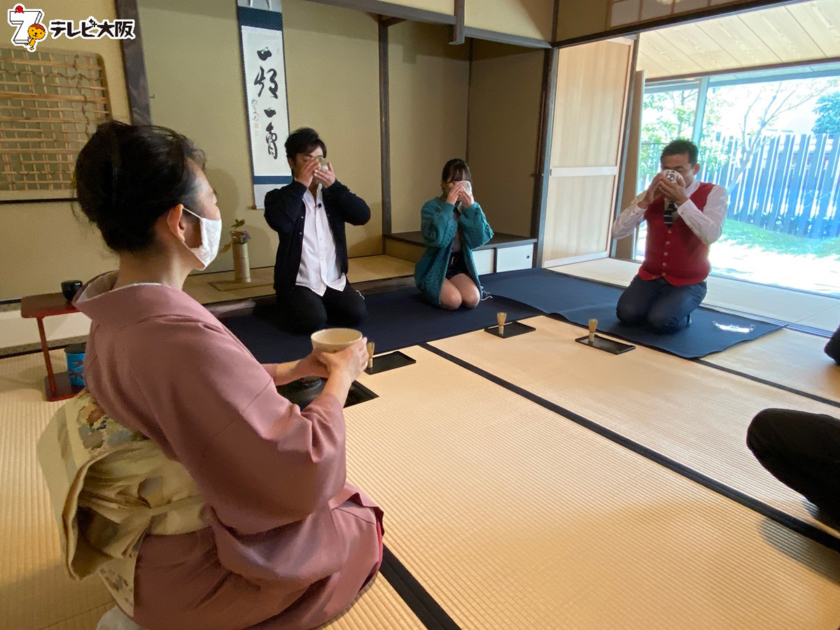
[9,321,840,628]
[0,352,113,630]
[40,605,112,630]
[800,302,840,331]
[324,578,425,630]
[704,328,840,404]
[429,317,840,535]
[555,257,639,286]
[557,258,840,330]
[0,352,423,630]
[36,581,424,630]
[349,346,840,628]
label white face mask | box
[181,207,222,270]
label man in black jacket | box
[265,128,370,333]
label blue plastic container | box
[64,343,86,388]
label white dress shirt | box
[612,179,728,245]
[295,185,346,296]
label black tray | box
[279,379,378,409]
[484,321,536,339]
[575,334,635,355]
[365,351,416,375]
[346,381,378,407]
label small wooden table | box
[20,292,82,402]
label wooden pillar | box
[115,0,152,125]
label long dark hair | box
[441,159,471,183]
[74,121,206,253]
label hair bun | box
[74,121,205,253]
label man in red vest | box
[612,139,728,333]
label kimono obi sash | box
[37,389,208,617]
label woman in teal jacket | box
[415,159,494,309]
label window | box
[636,68,840,295]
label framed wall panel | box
[542,38,635,266]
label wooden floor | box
[183,254,415,305]
[4,306,840,627]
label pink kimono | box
[74,274,383,630]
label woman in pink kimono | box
[71,121,383,629]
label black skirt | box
[445,251,469,280]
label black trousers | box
[275,283,366,334]
[825,324,840,364]
[747,408,840,522]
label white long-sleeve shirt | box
[612,179,728,246]
[295,185,346,296]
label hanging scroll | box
[237,0,291,210]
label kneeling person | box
[415,159,493,309]
[612,140,727,333]
[265,128,370,333]
[748,408,840,524]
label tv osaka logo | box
[8,4,135,52]
[8,4,44,50]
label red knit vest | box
[639,182,716,287]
